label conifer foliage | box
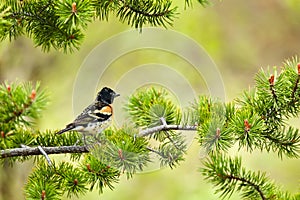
[0,82,48,152]
[0,59,300,199]
[0,0,209,52]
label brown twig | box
[1,145,89,158]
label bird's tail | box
[56,124,75,134]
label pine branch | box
[201,153,288,200]
[1,145,89,158]
[117,0,177,29]
[0,0,210,52]
[235,59,300,157]
[138,124,197,137]
[0,81,49,131]
[0,124,197,159]
[222,174,267,200]
[4,89,35,124]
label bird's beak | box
[114,93,120,97]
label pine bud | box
[1,131,5,138]
[86,164,92,172]
[30,90,36,100]
[17,18,22,25]
[268,75,275,86]
[244,119,251,132]
[69,34,75,40]
[7,85,11,92]
[74,179,78,186]
[118,149,124,160]
[297,63,300,75]
[72,2,77,13]
[216,128,220,139]
[41,190,46,200]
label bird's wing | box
[56,123,75,134]
[73,101,112,126]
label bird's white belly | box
[73,120,111,134]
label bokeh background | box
[0,0,300,199]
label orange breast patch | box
[99,105,113,115]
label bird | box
[56,87,120,138]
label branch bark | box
[1,146,89,158]
[0,124,197,159]
[138,124,197,137]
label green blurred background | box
[0,0,300,199]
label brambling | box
[56,87,119,137]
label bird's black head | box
[97,87,120,104]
